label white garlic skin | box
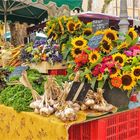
[30,100,42,109]
[64,108,75,118]
[34,108,40,114]
[81,104,87,111]
[85,99,95,106]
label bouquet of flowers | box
[21,38,63,65]
[63,27,140,92]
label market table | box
[0,105,87,140]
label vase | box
[103,83,129,109]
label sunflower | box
[75,20,82,30]
[94,30,104,36]
[111,77,122,88]
[66,21,75,33]
[131,66,140,80]
[100,36,112,53]
[89,51,100,64]
[71,46,83,58]
[104,28,118,40]
[125,57,133,65]
[47,23,55,37]
[52,32,58,40]
[128,28,138,40]
[97,73,103,81]
[58,20,64,34]
[121,72,136,90]
[71,36,87,48]
[110,67,120,78]
[117,42,129,50]
[83,28,93,36]
[112,53,126,66]
[85,73,92,81]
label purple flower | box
[124,50,133,56]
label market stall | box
[0,1,140,140]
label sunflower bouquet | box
[44,16,93,45]
[65,27,140,93]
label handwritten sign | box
[66,82,91,102]
[88,34,104,49]
[9,66,28,80]
[93,19,109,32]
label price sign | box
[93,19,109,32]
[88,34,104,49]
[9,66,28,79]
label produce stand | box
[0,2,140,139]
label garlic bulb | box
[64,108,75,118]
[30,100,42,109]
[81,104,87,111]
[40,106,54,116]
[85,99,95,106]
[34,108,40,114]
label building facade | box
[82,0,140,19]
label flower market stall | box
[0,10,140,140]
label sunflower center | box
[75,48,82,54]
[134,69,140,76]
[69,23,75,31]
[111,67,117,74]
[75,40,84,46]
[84,30,92,36]
[115,56,123,63]
[92,54,97,60]
[103,41,110,50]
[122,75,132,86]
[106,33,115,40]
[129,32,134,39]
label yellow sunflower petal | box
[71,46,82,58]
[131,66,140,80]
[100,36,112,53]
[112,53,126,66]
[89,51,100,64]
[71,36,87,48]
[128,28,138,40]
[117,42,129,50]
[83,28,93,36]
[110,67,120,78]
[121,72,136,90]
[104,28,118,40]
[66,21,75,33]
[75,20,82,30]
[94,30,104,36]
[85,73,92,81]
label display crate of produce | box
[69,108,140,140]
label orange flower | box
[111,77,122,88]
[41,54,47,61]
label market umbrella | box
[32,0,83,10]
[0,0,48,24]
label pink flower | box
[133,49,140,56]
[92,64,101,76]
[129,45,140,51]
[124,50,133,57]
[100,64,106,73]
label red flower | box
[75,51,88,65]
[102,56,113,63]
